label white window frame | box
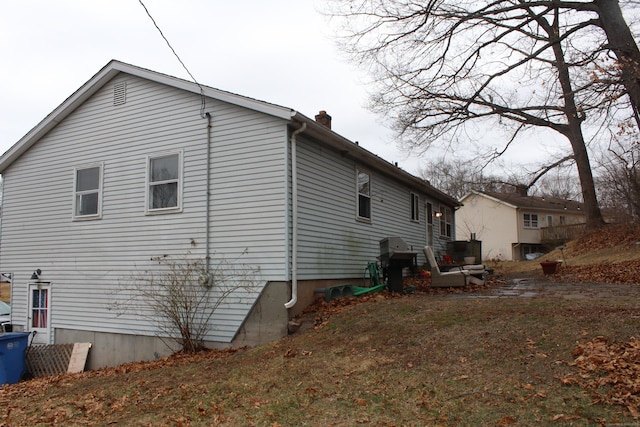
[411,193,419,222]
[356,168,371,222]
[439,205,453,238]
[72,163,103,220]
[146,151,183,214]
[523,212,539,228]
[426,202,434,246]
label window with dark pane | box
[149,154,179,210]
[357,169,371,220]
[75,166,100,217]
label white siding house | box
[457,190,585,261]
[0,61,460,368]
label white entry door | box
[28,282,51,344]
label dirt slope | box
[493,223,640,284]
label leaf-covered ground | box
[1,223,640,425]
[552,223,640,285]
[563,336,640,418]
[3,292,640,426]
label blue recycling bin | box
[0,332,30,385]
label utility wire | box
[138,0,206,117]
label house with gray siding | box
[0,60,460,369]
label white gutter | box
[284,122,307,309]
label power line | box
[138,0,206,117]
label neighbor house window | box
[439,206,452,238]
[147,152,182,212]
[356,168,371,220]
[523,212,539,228]
[411,193,419,221]
[73,164,102,219]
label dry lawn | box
[1,223,640,425]
[2,294,639,426]
[491,223,640,281]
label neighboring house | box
[456,189,585,261]
[0,60,460,369]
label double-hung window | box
[147,152,182,213]
[73,164,102,219]
[439,205,452,238]
[411,193,419,221]
[426,202,434,246]
[356,168,371,221]
[523,212,539,228]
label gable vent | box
[113,81,127,105]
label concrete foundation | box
[55,328,176,370]
[290,277,362,317]
[55,281,291,369]
[54,278,361,369]
[232,281,289,347]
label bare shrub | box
[111,253,260,353]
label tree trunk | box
[545,8,606,229]
[595,0,640,117]
[567,122,607,228]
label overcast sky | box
[0,0,432,173]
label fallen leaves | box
[497,415,517,425]
[571,224,640,255]
[558,259,640,285]
[551,413,581,422]
[553,224,640,285]
[562,336,640,417]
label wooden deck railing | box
[540,223,586,243]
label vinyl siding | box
[0,74,288,342]
[295,135,446,278]
[456,194,518,261]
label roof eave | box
[0,60,459,208]
[0,63,123,173]
[291,112,460,206]
[0,60,294,173]
[466,191,518,209]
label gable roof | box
[0,60,459,206]
[462,190,584,213]
[0,60,293,172]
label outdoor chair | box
[423,246,485,287]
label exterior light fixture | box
[30,269,42,280]
[434,211,443,218]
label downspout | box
[205,112,212,271]
[284,122,307,309]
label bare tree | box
[418,158,516,200]
[110,253,260,353]
[530,166,583,200]
[326,0,640,228]
[420,155,582,201]
[595,119,640,222]
[593,0,640,125]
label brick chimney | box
[315,110,332,129]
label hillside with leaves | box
[1,224,640,425]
